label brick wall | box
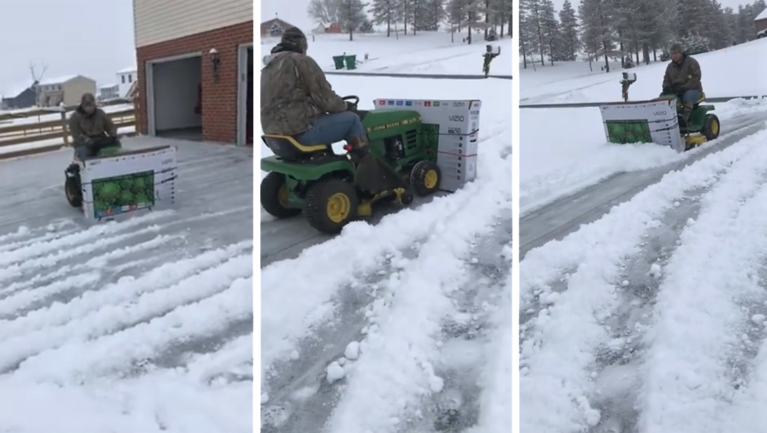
[135,20,253,144]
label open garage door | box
[147,54,203,141]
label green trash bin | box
[344,55,357,70]
[333,55,346,70]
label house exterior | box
[117,66,137,98]
[756,8,767,36]
[36,75,97,107]
[312,22,342,34]
[133,0,253,144]
[260,18,294,37]
[1,85,37,110]
[99,84,120,101]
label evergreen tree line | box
[521,0,767,71]
[308,0,512,41]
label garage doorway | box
[146,53,203,141]
[237,44,254,146]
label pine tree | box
[337,0,368,40]
[540,0,560,64]
[558,0,580,61]
[371,0,397,36]
[579,0,616,72]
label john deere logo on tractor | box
[367,116,421,133]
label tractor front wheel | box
[304,179,359,234]
[410,161,442,196]
[261,172,302,219]
[702,113,720,141]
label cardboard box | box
[373,98,482,191]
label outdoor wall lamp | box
[209,48,220,82]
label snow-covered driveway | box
[520,125,767,433]
[0,137,253,433]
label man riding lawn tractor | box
[661,43,703,126]
[260,27,442,233]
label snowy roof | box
[1,81,34,98]
[38,75,78,85]
[756,7,767,21]
[118,66,137,74]
[99,83,118,89]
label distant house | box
[36,75,97,107]
[260,18,295,37]
[99,84,120,101]
[756,8,767,37]
[1,84,37,110]
[312,22,342,34]
[117,66,137,98]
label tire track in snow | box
[637,144,767,433]
[519,133,767,433]
[261,127,511,433]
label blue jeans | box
[296,111,366,145]
[680,89,702,104]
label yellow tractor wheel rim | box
[327,193,351,223]
[711,119,719,136]
[424,169,438,189]
[278,184,290,206]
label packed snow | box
[0,138,253,433]
[520,38,767,214]
[259,33,512,433]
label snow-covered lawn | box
[520,38,767,214]
[262,31,513,75]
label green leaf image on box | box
[605,120,653,144]
[420,123,439,159]
[91,170,155,217]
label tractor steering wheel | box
[342,95,359,106]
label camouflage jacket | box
[663,54,703,93]
[68,107,116,147]
[261,51,347,136]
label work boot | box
[680,102,693,127]
[346,136,401,194]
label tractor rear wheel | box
[702,113,720,141]
[65,176,82,208]
[261,172,302,219]
[410,161,441,196]
[305,179,359,234]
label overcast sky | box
[261,0,315,31]
[1,0,136,96]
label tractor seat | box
[262,134,332,161]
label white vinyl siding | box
[133,0,251,47]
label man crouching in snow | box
[260,27,370,157]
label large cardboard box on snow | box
[599,99,684,152]
[79,146,178,222]
[373,98,481,192]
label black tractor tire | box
[261,172,302,219]
[702,113,720,141]
[410,161,442,196]
[65,176,82,208]
[304,178,359,234]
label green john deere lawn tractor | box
[656,93,720,151]
[261,95,442,234]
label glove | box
[672,84,687,94]
[345,101,357,111]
